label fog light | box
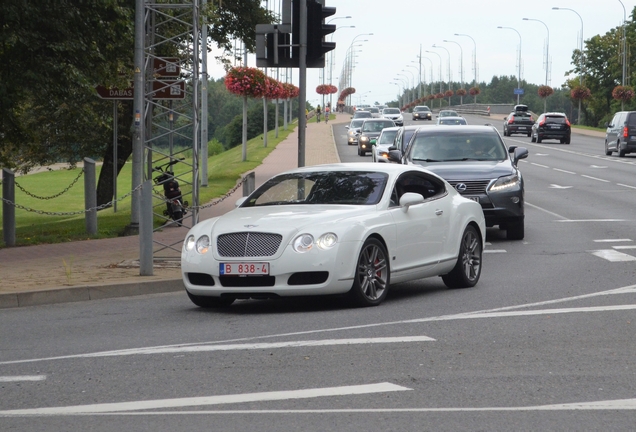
[511,196,520,204]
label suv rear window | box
[627,113,636,126]
[545,116,566,124]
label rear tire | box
[531,133,536,143]
[618,142,626,157]
[348,238,390,307]
[186,291,235,308]
[536,135,542,143]
[442,225,482,289]
[565,136,571,144]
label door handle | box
[435,209,443,216]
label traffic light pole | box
[298,0,307,167]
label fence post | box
[2,168,16,247]
[83,158,97,235]
[243,171,256,197]
[139,180,153,276]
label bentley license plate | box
[220,263,269,275]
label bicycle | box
[325,110,330,123]
[316,112,321,122]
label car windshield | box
[350,120,364,128]
[408,132,507,162]
[242,171,389,206]
[378,130,398,145]
[362,121,393,132]
[414,107,430,112]
[369,107,379,113]
[384,108,400,114]
[513,113,531,119]
[439,111,458,117]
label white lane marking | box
[525,202,569,220]
[590,165,607,169]
[589,250,636,262]
[556,219,627,222]
[4,284,636,367]
[617,183,636,189]
[594,239,632,243]
[0,337,434,364]
[37,398,636,414]
[581,174,610,182]
[531,162,549,168]
[0,383,411,416]
[0,375,46,382]
[484,250,506,254]
[548,184,572,189]
[553,168,576,174]
[613,245,636,250]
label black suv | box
[531,112,571,144]
[388,125,529,240]
[503,105,533,137]
[605,111,636,157]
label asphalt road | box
[2,113,636,430]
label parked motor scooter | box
[152,158,188,225]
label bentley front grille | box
[217,232,283,257]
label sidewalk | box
[0,114,347,308]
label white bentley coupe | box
[181,163,485,308]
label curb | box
[0,279,183,309]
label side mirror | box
[512,147,529,165]
[345,125,349,130]
[399,192,425,212]
[387,150,403,163]
[605,122,610,128]
[235,196,248,207]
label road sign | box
[153,58,180,78]
[514,88,525,95]
[96,80,185,100]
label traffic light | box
[306,1,336,68]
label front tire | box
[605,141,612,156]
[186,291,235,308]
[348,238,389,307]
[506,219,525,240]
[536,135,543,143]
[531,133,536,143]
[442,225,482,289]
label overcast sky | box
[208,0,634,106]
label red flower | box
[316,84,338,95]
[571,86,591,100]
[456,88,467,97]
[224,67,268,98]
[281,82,299,99]
[538,85,555,98]
[435,92,444,99]
[338,87,356,102]
[469,87,481,96]
[612,85,633,102]
[444,90,454,98]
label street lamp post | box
[425,50,443,108]
[398,72,412,104]
[432,44,452,105]
[402,69,416,103]
[328,25,355,110]
[618,0,628,109]
[455,33,477,88]
[443,39,464,104]
[390,82,402,107]
[552,7,584,122]
[393,78,407,107]
[417,57,434,99]
[523,18,551,112]
[406,64,421,99]
[497,26,523,104]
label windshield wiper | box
[412,158,442,162]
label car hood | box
[198,205,374,236]
[410,159,515,180]
[361,131,382,137]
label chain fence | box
[1,174,251,217]
[14,169,84,200]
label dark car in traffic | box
[357,118,396,156]
[604,110,636,157]
[388,125,529,239]
[503,110,533,137]
[412,105,433,121]
[531,112,571,144]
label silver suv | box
[605,111,636,157]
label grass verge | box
[0,125,296,248]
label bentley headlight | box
[489,174,520,192]
[293,234,314,253]
[185,235,195,251]
[196,235,210,254]
[360,136,369,142]
[317,233,338,250]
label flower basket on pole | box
[538,85,554,112]
[456,88,467,105]
[444,89,454,105]
[612,85,634,103]
[469,86,480,104]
